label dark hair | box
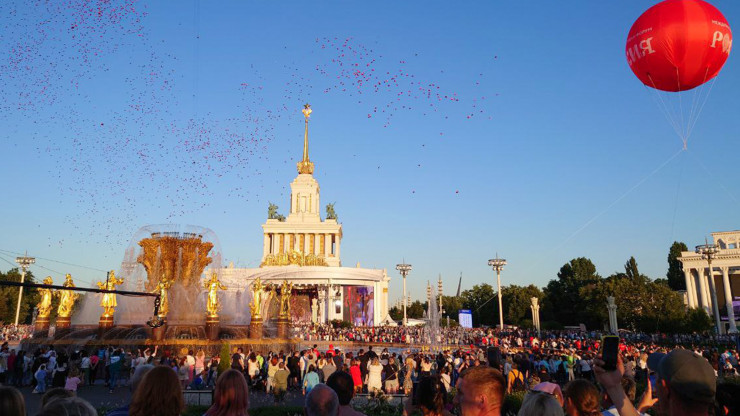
[326,371,354,405]
[37,397,96,416]
[0,386,25,416]
[41,387,74,408]
[417,375,447,413]
[564,379,600,416]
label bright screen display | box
[459,309,473,328]
[343,286,374,326]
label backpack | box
[511,370,525,392]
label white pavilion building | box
[220,105,390,326]
[678,230,740,334]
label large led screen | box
[343,286,374,326]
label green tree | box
[666,241,689,290]
[407,301,426,319]
[501,284,545,327]
[544,258,601,328]
[218,343,231,375]
[0,268,40,324]
[440,295,464,321]
[388,306,402,321]
[460,284,496,327]
[683,308,713,333]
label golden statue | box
[56,274,79,318]
[278,280,293,319]
[36,276,54,319]
[203,272,227,317]
[248,277,265,319]
[97,270,124,317]
[151,278,173,318]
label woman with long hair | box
[129,366,184,416]
[366,357,383,393]
[204,369,249,416]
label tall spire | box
[297,103,315,175]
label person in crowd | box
[41,387,74,408]
[403,355,415,395]
[326,371,367,416]
[178,357,191,389]
[507,361,526,394]
[0,386,25,416]
[322,354,337,382]
[349,359,363,394]
[267,355,279,394]
[304,364,321,395]
[204,369,250,416]
[128,365,184,416]
[405,375,453,416]
[454,365,505,416]
[366,357,383,393]
[33,363,48,393]
[273,361,290,402]
[38,397,97,416]
[384,356,399,394]
[305,383,339,416]
[595,349,716,416]
[563,379,601,416]
[108,348,123,393]
[105,364,154,416]
[532,382,564,407]
[518,390,564,416]
[65,368,83,395]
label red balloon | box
[626,0,732,92]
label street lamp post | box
[696,242,722,334]
[396,263,412,326]
[488,255,507,332]
[15,253,36,325]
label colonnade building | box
[679,230,740,334]
[220,105,390,326]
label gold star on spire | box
[297,103,315,175]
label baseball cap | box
[647,349,716,404]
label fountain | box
[22,224,303,355]
[424,284,442,352]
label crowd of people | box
[0,325,33,342]
[0,325,738,415]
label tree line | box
[389,242,712,333]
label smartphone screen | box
[649,373,657,397]
[601,335,619,371]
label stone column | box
[697,269,710,313]
[721,267,737,333]
[684,268,696,308]
[688,268,699,308]
[607,296,618,335]
[335,234,341,260]
[272,233,279,255]
[263,233,270,258]
[530,297,541,339]
[325,234,332,256]
[706,266,722,334]
[311,298,318,324]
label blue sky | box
[1,1,738,304]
